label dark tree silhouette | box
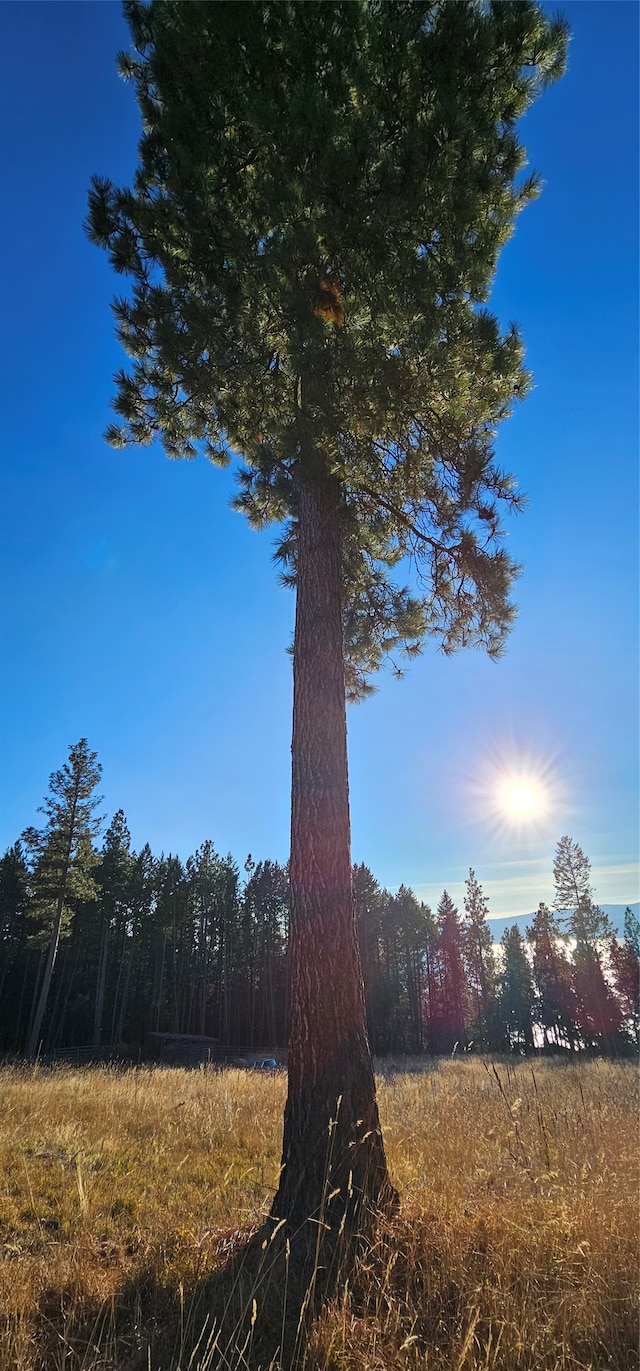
[433,890,467,1053]
[498,924,536,1052]
[526,903,577,1050]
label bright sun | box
[465,742,561,835]
[506,784,538,815]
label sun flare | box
[499,775,547,823]
[506,784,538,814]
[463,739,565,838]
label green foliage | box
[623,906,640,960]
[498,923,535,1050]
[571,933,623,1049]
[526,902,576,1049]
[0,844,29,952]
[98,810,134,915]
[553,835,593,911]
[433,889,467,1052]
[22,740,103,944]
[552,835,612,942]
[463,867,498,1047]
[551,839,629,1050]
[610,911,640,1045]
[1,806,637,1059]
[20,742,103,1057]
[86,0,568,698]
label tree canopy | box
[87,0,569,698]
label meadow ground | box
[0,1057,637,1370]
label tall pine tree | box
[93,811,134,1047]
[87,0,567,1237]
[0,843,30,1049]
[610,909,640,1049]
[23,741,103,1059]
[463,869,498,1049]
[553,837,622,1052]
[498,924,535,1052]
[526,902,576,1050]
[433,890,467,1053]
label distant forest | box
[0,743,638,1059]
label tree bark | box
[271,472,396,1243]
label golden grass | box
[0,1058,637,1370]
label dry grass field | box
[0,1058,637,1370]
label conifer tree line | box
[0,742,637,1059]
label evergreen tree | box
[375,888,405,1055]
[552,836,611,939]
[23,741,103,1059]
[186,840,229,1038]
[93,811,134,1046]
[432,890,467,1053]
[526,902,576,1050]
[609,909,640,1048]
[622,906,640,960]
[353,863,386,1055]
[212,852,242,1044]
[0,843,29,963]
[154,853,188,1033]
[497,924,535,1052]
[87,0,567,1235]
[571,933,623,1053]
[242,859,289,1049]
[112,842,156,1045]
[463,869,498,1049]
[0,843,30,1050]
[553,837,622,1053]
[384,886,432,1054]
[420,899,441,1055]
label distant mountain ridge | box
[488,902,639,944]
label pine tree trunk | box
[271,472,396,1244]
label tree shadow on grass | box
[33,1217,355,1371]
[170,1221,324,1370]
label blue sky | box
[0,2,637,920]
